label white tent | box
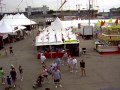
[35,30,79,46]
[0,13,36,26]
[11,25,26,31]
[47,17,65,32]
[0,22,14,33]
[20,14,36,25]
[35,17,79,46]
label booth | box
[36,41,79,58]
[96,26,120,54]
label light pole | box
[88,0,90,26]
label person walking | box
[0,67,5,84]
[62,52,68,66]
[6,75,12,88]
[10,68,17,88]
[52,68,62,88]
[40,53,46,66]
[42,66,49,82]
[9,46,14,55]
[55,57,62,70]
[67,56,73,72]
[18,65,23,81]
[72,57,78,73]
[80,60,86,77]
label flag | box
[108,18,112,23]
[96,20,101,27]
[100,21,104,27]
[115,18,119,26]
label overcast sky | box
[2,0,120,12]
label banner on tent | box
[64,40,79,44]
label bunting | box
[100,21,104,27]
[115,18,119,26]
[108,18,112,23]
[96,20,101,27]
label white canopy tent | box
[35,30,78,46]
[46,17,66,32]
[11,25,26,31]
[0,22,14,33]
[35,17,79,46]
[0,13,36,26]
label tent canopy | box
[0,22,14,33]
[35,30,79,46]
[0,13,36,26]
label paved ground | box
[0,30,120,90]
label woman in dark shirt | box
[10,68,17,87]
[80,60,86,77]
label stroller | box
[33,75,44,89]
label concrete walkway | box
[0,30,120,90]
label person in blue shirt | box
[52,68,62,88]
[55,57,62,70]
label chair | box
[82,48,86,54]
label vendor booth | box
[35,31,79,58]
[96,25,120,54]
[0,13,37,47]
[35,18,80,58]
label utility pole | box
[0,0,5,14]
[76,5,77,11]
[0,0,3,15]
[88,0,90,25]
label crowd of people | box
[0,65,23,89]
[34,52,86,89]
[0,42,86,90]
[0,46,86,90]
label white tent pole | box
[49,45,52,58]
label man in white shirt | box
[40,53,46,65]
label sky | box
[2,0,120,12]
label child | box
[19,65,23,81]
[42,66,49,82]
[6,76,12,88]
[9,46,14,55]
